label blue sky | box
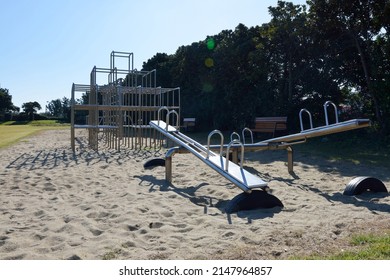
[0,0,306,112]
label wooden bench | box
[182,117,196,131]
[252,117,287,137]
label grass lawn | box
[187,128,390,168]
[295,231,390,260]
[294,129,390,168]
[0,120,69,149]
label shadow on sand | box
[134,173,283,224]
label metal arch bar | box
[166,110,179,128]
[242,127,254,144]
[157,106,169,126]
[225,140,244,171]
[299,108,313,131]
[230,132,240,142]
[207,130,224,159]
[324,101,339,125]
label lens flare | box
[206,38,215,50]
[204,57,214,68]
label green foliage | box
[8,1,388,137]
[29,120,69,126]
[307,0,390,135]
[0,88,19,121]
[21,101,42,121]
[0,88,13,113]
[139,0,390,139]
[46,97,71,122]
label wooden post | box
[165,156,172,183]
[165,147,180,183]
[287,146,293,173]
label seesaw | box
[145,102,387,213]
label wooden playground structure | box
[70,51,180,152]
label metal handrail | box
[299,109,313,131]
[242,127,254,144]
[225,140,244,171]
[157,106,169,122]
[230,132,240,142]
[324,101,339,126]
[207,130,224,159]
[166,110,179,129]
[157,106,169,127]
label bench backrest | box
[183,118,196,129]
[254,117,287,132]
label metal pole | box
[71,84,75,152]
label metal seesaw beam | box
[259,119,370,145]
[149,120,267,193]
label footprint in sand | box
[43,182,56,192]
[137,207,149,213]
[122,241,136,248]
[222,231,235,238]
[34,210,46,217]
[160,211,174,218]
[149,222,164,229]
[172,223,193,233]
[87,212,113,221]
[90,229,104,236]
[2,241,18,252]
[32,233,46,241]
[63,216,73,223]
[0,235,9,246]
[126,225,140,232]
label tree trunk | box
[288,51,293,103]
[352,33,383,129]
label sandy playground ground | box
[0,129,389,260]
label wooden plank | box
[74,104,179,112]
[253,117,287,133]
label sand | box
[0,129,389,260]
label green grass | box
[0,120,69,149]
[1,120,69,126]
[296,231,390,260]
[187,129,390,168]
[294,130,390,168]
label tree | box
[0,88,19,120]
[142,53,174,87]
[266,1,308,103]
[22,101,41,120]
[136,0,389,137]
[46,99,63,117]
[46,97,70,121]
[212,24,259,129]
[61,97,71,121]
[307,0,390,133]
[249,1,342,128]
